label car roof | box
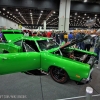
[22,36,52,41]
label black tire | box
[3,50,9,53]
[50,67,69,84]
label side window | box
[23,42,35,52]
[14,40,22,46]
[24,40,39,52]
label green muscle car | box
[0,30,97,84]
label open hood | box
[3,34,23,42]
[60,35,90,49]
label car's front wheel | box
[50,67,69,84]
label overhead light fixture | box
[53,11,55,14]
[3,8,6,10]
[84,0,87,2]
[7,11,9,14]
[10,13,12,15]
[40,13,42,16]
[84,14,86,15]
[18,12,21,14]
[75,13,77,15]
[41,11,43,13]
[16,9,18,11]
[95,14,97,16]
[83,18,84,19]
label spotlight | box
[3,8,6,10]
[16,9,18,11]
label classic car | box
[0,31,97,84]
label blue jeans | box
[94,48,100,60]
[77,42,85,50]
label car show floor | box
[0,66,100,100]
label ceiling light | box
[83,18,84,19]
[30,13,32,15]
[95,14,97,16]
[53,11,55,14]
[10,13,12,15]
[41,11,43,13]
[0,11,1,13]
[84,0,87,3]
[7,11,9,14]
[16,9,18,11]
[30,14,32,16]
[84,14,86,15]
[75,13,77,15]
[3,8,6,10]
[40,13,42,15]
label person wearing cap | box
[94,29,100,63]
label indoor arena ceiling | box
[0,5,100,29]
[72,0,100,4]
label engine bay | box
[53,48,96,68]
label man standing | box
[64,31,68,43]
[94,29,100,64]
[59,31,64,44]
[76,31,85,50]
[84,31,92,51]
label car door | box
[0,52,40,75]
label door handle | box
[2,57,8,60]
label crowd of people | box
[0,29,100,64]
[23,29,100,64]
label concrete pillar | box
[44,20,46,31]
[59,0,66,31]
[40,26,42,31]
[59,0,71,32]
[65,0,71,32]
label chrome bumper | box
[81,68,93,84]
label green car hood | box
[4,34,23,42]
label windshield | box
[37,39,59,51]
